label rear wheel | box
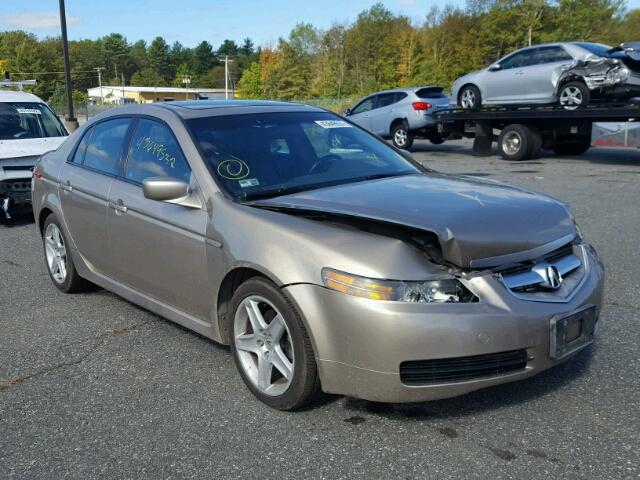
[552,137,591,156]
[229,277,320,410]
[42,213,92,293]
[391,122,414,150]
[498,124,533,161]
[558,81,590,110]
[459,85,481,110]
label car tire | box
[228,277,320,411]
[42,213,93,293]
[391,122,414,150]
[498,124,532,161]
[552,137,591,156]
[427,132,445,145]
[459,85,481,110]
[558,81,590,110]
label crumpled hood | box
[253,174,576,269]
[0,137,67,160]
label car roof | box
[153,99,326,119]
[0,89,44,103]
[366,86,443,96]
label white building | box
[87,86,231,104]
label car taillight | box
[412,101,431,111]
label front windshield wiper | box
[352,171,417,183]
[241,185,319,202]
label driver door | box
[483,48,536,103]
[347,96,376,131]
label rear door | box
[58,117,132,276]
[525,46,575,102]
[106,117,210,320]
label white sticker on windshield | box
[315,120,352,129]
[239,178,260,188]
[17,108,41,115]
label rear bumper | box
[284,248,604,403]
[1,179,32,219]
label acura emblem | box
[532,262,563,290]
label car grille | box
[400,349,528,385]
[495,242,586,300]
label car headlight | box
[322,268,476,303]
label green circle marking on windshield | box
[217,158,250,180]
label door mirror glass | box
[143,177,189,202]
[488,63,501,72]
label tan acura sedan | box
[32,101,604,410]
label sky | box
[1,0,639,48]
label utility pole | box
[94,67,105,104]
[218,55,234,100]
[182,74,191,100]
[58,0,78,131]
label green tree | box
[148,36,172,82]
[131,67,165,86]
[193,41,217,76]
[237,61,263,98]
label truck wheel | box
[529,126,543,158]
[552,137,591,156]
[559,81,590,110]
[498,124,533,161]
[459,85,481,110]
[427,132,445,145]
[391,123,414,150]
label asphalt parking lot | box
[1,139,639,479]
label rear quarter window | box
[415,88,446,99]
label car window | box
[415,88,446,99]
[187,111,421,200]
[71,127,93,164]
[499,49,535,69]
[394,92,408,102]
[124,119,191,184]
[376,93,397,108]
[351,97,374,115]
[532,46,573,65]
[83,118,132,175]
[0,102,67,140]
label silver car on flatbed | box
[32,100,604,410]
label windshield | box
[187,111,422,200]
[0,102,67,140]
[576,42,612,57]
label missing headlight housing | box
[322,269,477,303]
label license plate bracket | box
[550,305,596,360]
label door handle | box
[109,200,128,213]
[515,70,524,75]
[61,181,73,192]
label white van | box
[0,89,68,219]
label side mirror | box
[344,108,351,116]
[488,64,501,72]
[142,177,202,209]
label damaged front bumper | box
[0,156,38,219]
[284,244,604,403]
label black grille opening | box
[400,349,528,385]
[492,242,575,276]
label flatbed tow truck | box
[433,101,640,161]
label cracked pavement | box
[1,139,639,479]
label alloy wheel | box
[44,223,67,283]
[460,89,476,109]
[559,86,583,109]
[394,128,408,147]
[502,131,523,156]
[233,295,294,397]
